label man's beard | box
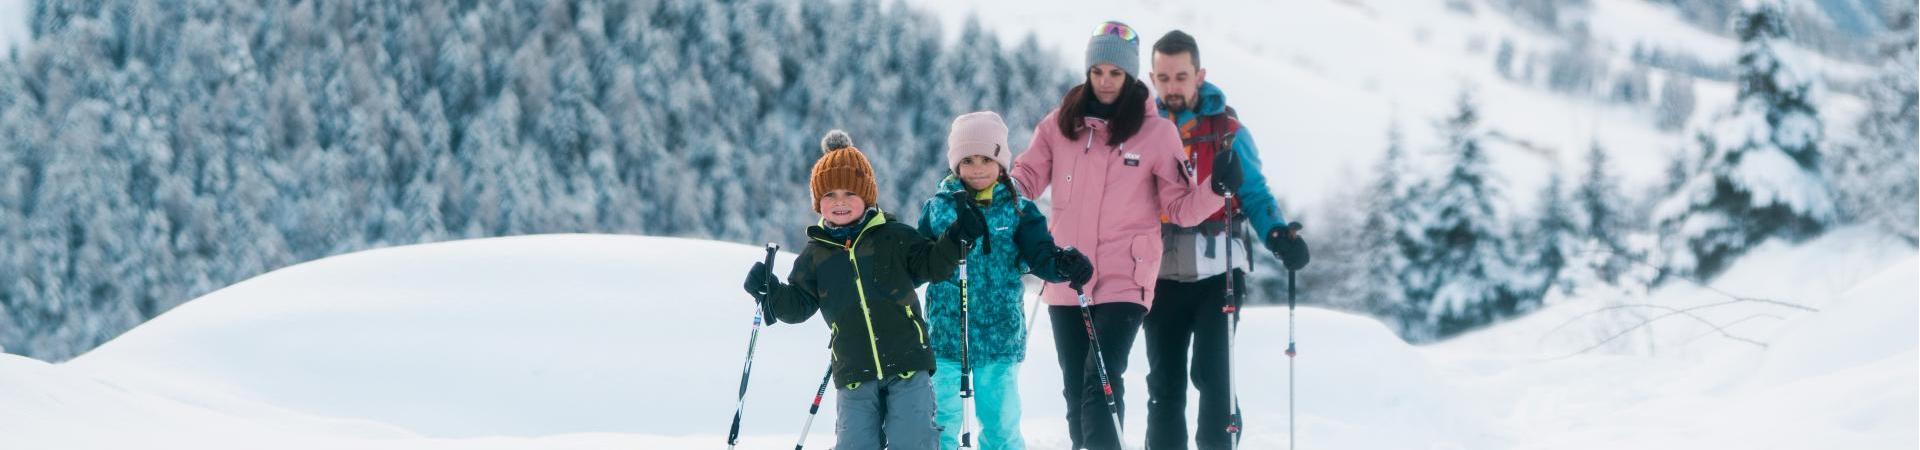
[1162,94,1193,113]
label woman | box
[1009,21,1227,450]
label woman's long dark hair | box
[1054,74,1151,147]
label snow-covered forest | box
[0,0,1068,359]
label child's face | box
[956,155,1001,191]
[819,189,867,226]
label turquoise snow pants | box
[933,358,1024,450]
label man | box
[1142,30,1309,450]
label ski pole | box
[793,359,833,450]
[1075,284,1127,448]
[1024,296,1041,338]
[959,249,977,449]
[727,243,780,450]
[1285,221,1302,450]
[1222,192,1243,450]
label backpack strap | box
[1214,106,1242,151]
[1181,106,1242,148]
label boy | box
[743,129,986,450]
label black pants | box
[1144,271,1244,450]
[1049,302,1146,450]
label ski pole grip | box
[1061,246,1085,296]
[763,243,781,292]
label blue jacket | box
[1160,81,1286,235]
[1154,82,1289,281]
[917,176,1066,363]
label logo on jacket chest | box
[1122,152,1141,167]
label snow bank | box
[65,235,832,438]
[2,230,1909,449]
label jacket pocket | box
[903,304,926,346]
[1130,234,1160,291]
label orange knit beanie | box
[810,129,879,212]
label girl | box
[918,111,1092,450]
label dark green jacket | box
[764,209,965,388]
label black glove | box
[743,262,779,302]
[1265,223,1310,271]
[945,199,988,248]
[1210,147,1244,196]
[1053,247,1094,291]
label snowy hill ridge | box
[1,233,1912,449]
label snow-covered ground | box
[1436,225,1919,449]
[0,232,1911,449]
[901,0,1875,214]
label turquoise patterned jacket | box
[918,176,1067,363]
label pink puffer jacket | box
[1012,100,1225,309]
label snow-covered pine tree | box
[1653,0,1835,279]
[1830,0,1917,244]
[1575,141,1633,282]
[1520,169,1576,306]
[1610,66,1651,105]
[1403,92,1519,339]
[0,61,30,344]
[1656,74,1697,132]
[1358,121,1420,331]
[1494,38,1518,79]
[1301,168,1366,312]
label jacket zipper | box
[812,217,890,382]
